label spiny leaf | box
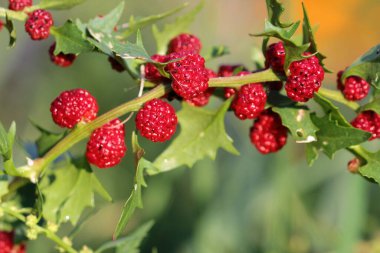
[116,3,189,39]
[152,99,239,174]
[5,15,16,48]
[152,0,204,54]
[313,92,351,127]
[272,105,318,143]
[356,148,380,184]
[87,2,124,34]
[342,44,380,89]
[305,143,319,167]
[51,20,94,54]
[41,158,111,225]
[35,0,87,10]
[310,114,371,159]
[113,133,156,239]
[203,45,230,61]
[265,0,292,28]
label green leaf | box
[0,122,18,177]
[50,20,94,55]
[0,176,9,201]
[302,3,327,69]
[203,45,230,61]
[31,122,65,157]
[41,158,111,225]
[5,15,16,48]
[113,133,155,239]
[0,122,10,158]
[359,98,380,115]
[96,220,154,253]
[152,0,204,54]
[310,114,371,159]
[342,44,380,89]
[36,0,87,10]
[116,3,188,39]
[357,148,380,184]
[153,99,239,174]
[87,2,124,34]
[272,105,318,143]
[313,92,351,127]
[265,0,292,28]
[305,143,319,167]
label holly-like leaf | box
[116,3,188,39]
[50,20,94,54]
[41,158,112,225]
[302,3,327,69]
[152,0,204,54]
[357,148,380,184]
[153,99,239,174]
[113,133,156,239]
[359,98,380,115]
[305,143,319,166]
[5,15,16,48]
[272,105,318,143]
[87,2,124,34]
[96,220,154,253]
[36,0,86,10]
[342,44,380,89]
[203,45,230,61]
[310,114,371,159]
[265,0,292,28]
[31,122,65,157]
[313,92,351,127]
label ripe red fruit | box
[185,69,217,107]
[167,33,202,54]
[135,99,178,142]
[86,119,127,168]
[9,0,32,11]
[347,157,360,174]
[231,71,267,120]
[265,42,285,72]
[49,43,76,67]
[217,65,247,98]
[145,54,168,83]
[337,71,370,101]
[0,231,13,253]
[285,53,324,102]
[351,110,380,140]
[250,109,288,154]
[24,9,53,40]
[165,51,209,99]
[50,88,98,129]
[108,57,125,72]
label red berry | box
[285,53,324,102]
[0,231,13,253]
[167,33,202,54]
[86,119,127,168]
[25,9,53,40]
[185,69,216,107]
[9,0,32,11]
[337,71,370,101]
[108,57,125,72]
[265,42,285,72]
[347,157,360,174]
[351,110,380,140]
[135,99,178,142]
[50,88,98,129]
[218,65,246,98]
[250,109,288,154]
[231,71,267,120]
[49,43,76,67]
[145,54,168,83]
[165,51,209,99]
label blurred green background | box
[1,0,380,252]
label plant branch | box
[317,88,360,111]
[0,8,27,21]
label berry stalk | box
[317,87,360,111]
[0,7,27,20]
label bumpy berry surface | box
[265,42,285,72]
[185,69,217,107]
[231,71,267,120]
[218,65,246,98]
[25,9,53,40]
[337,71,370,101]
[135,99,178,142]
[285,54,324,102]
[0,231,13,253]
[351,110,380,140]
[86,119,127,168]
[9,0,32,11]
[145,54,168,83]
[165,51,209,99]
[108,56,125,72]
[167,33,202,54]
[49,43,76,67]
[50,88,98,129]
[250,109,288,154]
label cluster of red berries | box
[0,231,26,253]
[351,110,380,140]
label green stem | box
[0,8,28,21]
[317,88,360,111]
[208,68,283,87]
[2,207,78,253]
[346,145,369,160]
